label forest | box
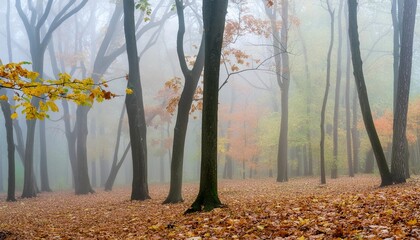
[0,0,420,239]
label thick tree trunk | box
[391,0,417,184]
[348,0,393,186]
[185,0,228,213]
[365,148,375,173]
[123,0,150,201]
[320,1,334,185]
[1,97,16,201]
[75,106,94,194]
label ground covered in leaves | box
[1,175,420,239]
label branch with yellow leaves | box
[0,62,130,120]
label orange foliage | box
[1,176,420,239]
[225,103,260,170]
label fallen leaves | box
[0,175,420,239]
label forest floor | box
[1,175,420,239]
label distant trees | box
[15,0,88,198]
[264,0,290,183]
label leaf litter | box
[1,175,419,239]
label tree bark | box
[347,0,393,186]
[0,92,16,201]
[185,0,228,213]
[123,0,150,201]
[75,106,94,194]
[391,0,417,184]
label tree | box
[320,0,334,185]
[0,62,118,200]
[332,0,344,179]
[15,0,88,198]
[185,0,228,213]
[0,88,15,201]
[123,0,150,201]
[391,0,417,183]
[264,0,290,183]
[104,105,131,191]
[73,0,173,195]
[344,0,354,177]
[164,0,205,204]
[347,0,393,187]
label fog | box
[0,0,420,193]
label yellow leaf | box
[407,219,417,226]
[26,71,39,81]
[384,209,393,215]
[11,112,18,119]
[47,101,59,112]
[0,95,8,101]
[126,88,134,95]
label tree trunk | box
[104,105,130,191]
[351,88,360,173]
[297,22,313,176]
[391,0,417,184]
[39,117,52,192]
[123,0,150,201]
[0,96,16,201]
[75,106,94,194]
[104,143,131,191]
[91,161,97,188]
[15,0,88,198]
[344,1,354,177]
[185,0,228,213]
[164,0,205,204]
[320,1,334,185]
[278,0,290,183]
[365,148,375,173]
[332,0,344,179]
[347,0,393,186]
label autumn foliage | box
[0,62,120,120]
[1,176,420,239]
